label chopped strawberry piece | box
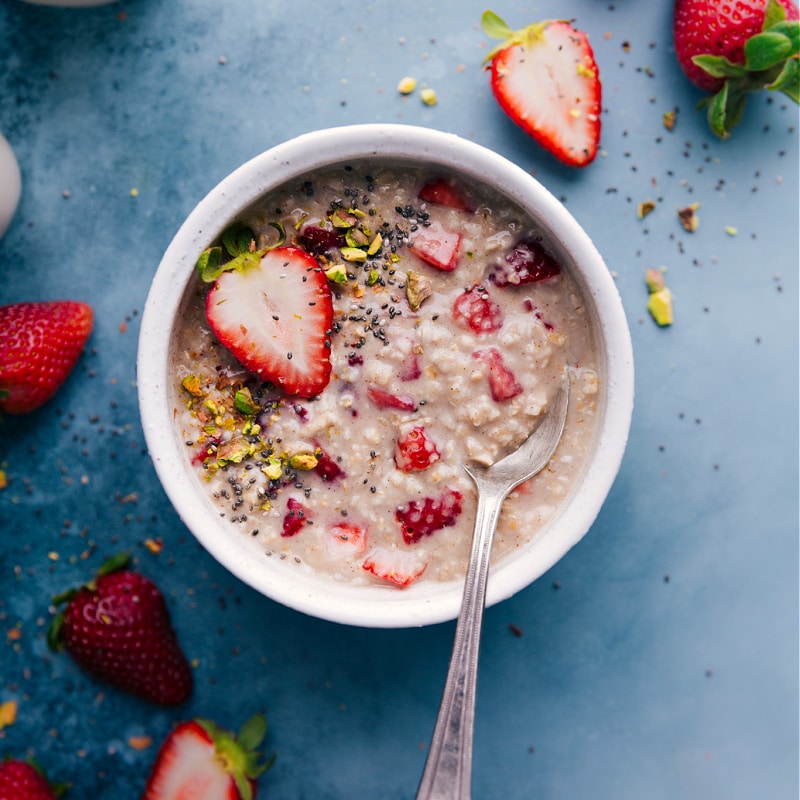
[366,386,417,412]
[452,284,504,334]
[489,237,561,288]
[408,220,462,271]
[473,348,523,401]
[191,437,220,466]
[483,15,602,167]
[362,547,430,587]
[206,246,334,398]
[314,446,344,482]
[282,497,311,537]
[398,350,422,382]
[298,224,346,256]
[396,487,463,544]
[418,178,474,212]
[395,425,441,472]
[325,522,368,559]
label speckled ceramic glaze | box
[137,124,634,627]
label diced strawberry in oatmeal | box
[282,497,311,537]
[473,347,523,401]
[452,285,504,334]
[408,220,462,271]
[396,487,463,544]
[395,425,441,472]
[325,522,368,559]
[418,178,474,212]
[366,386,417,411]
[362,547,430,587]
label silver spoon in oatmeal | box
[415,377,570,800]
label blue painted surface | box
[0,1,797,798]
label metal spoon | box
[415,379,570,800]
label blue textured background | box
[1,1,797,798]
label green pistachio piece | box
[341,247,368,262]
[262,456,283,481]
[406,270,433,311]
[325,264,348,284]
[645,267,666,293]
[330,209,357,229]
[181,374,204,397]
[647,288,674,327]
[366,269,380,286]
[216,437,253,464]
[367,233,383,256]
[289,453,319,470]
[234,387,259,416]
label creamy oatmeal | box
[170,163,599,588]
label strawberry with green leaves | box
[0,759,68,800]
[673,0,799,137]
[481,10,602,167]
[47,553,193,706]
[0,300,93,414]
[141,715,273,800]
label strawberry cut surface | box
[408,220,462,271]
[485,17,602,167]
[206,246,334,398]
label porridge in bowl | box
[170,162,600,589]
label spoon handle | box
[415,483,506,800]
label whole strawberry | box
[0,758,68,800]
[142,714,274,800]
[47,553,193,706]
[673,0,799,136]
[0,300,93,414]
[481,10,602,167]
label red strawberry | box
[395,487,464,544]
[673,0,799,137]
[47,553,193,706]
[0,300,93,414]
[282,496,311,537]
[297,224,346,256]
[395,425,442,472]
[473,348,523,402]
[205,246,334,398]
[313,446,344,482]
[489,238,561,288]
[482,11,602,167]
[142,714,273,800]
[408,220,462,271]
[418,178,474,212]
[366,386,417,411]
[452,285,504,334]
[325,521,368,559]
[362,547,430,587]
[0,759,68,800]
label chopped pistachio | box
[420,87,438,106]
[647,288,674,326]
[678,202,700,232]
[325,264,348,284]
[663,109,677,131]
[262,456,283,481]
[645,267,666,293]
[406,270,433,311]
[345,227,369,247]
[637,200,656,219]
[341,246,368,262]
[216,437,253,464]
[330,209,357,228]
[367,232,383,255]
[181,374,204,397]
[397,76,417,95]
[289,453,319,470]
[234,387,259,416]
[366,269,380,286]
[725,226,738,236]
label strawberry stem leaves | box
[198,221,287,283]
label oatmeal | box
[170,163,599,588]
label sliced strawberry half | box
[206,246,334,398]
[362,547,430,587]
[482,12,602,167]
[408,220,462,271]
[142,715,273,800]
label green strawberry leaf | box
[768,57,800,101]
[705,83,747,138]
[763,0,788,30]
[481,9,513,41]
[222,222,255,257]
[197,245,223,282]
[238,713,268,752]
[744,31,793,71]
[769,21,800,55]
[692,54,747,79]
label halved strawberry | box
[142,715,273,800]
[408,220,462,271]
[482,11,602,167]
[362,547,430,587]
[418,178,474,212]
[205,246,334,398]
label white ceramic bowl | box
[20,1,118,7]
[0,133,21,241]
[138,124,634,628]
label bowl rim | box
[137,123,634,628]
